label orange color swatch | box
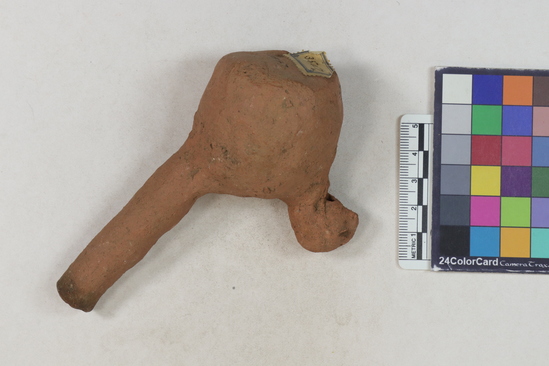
[500,228,530,257]
[503,75,533,105]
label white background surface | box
[3,1,549,364]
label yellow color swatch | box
[501,228,530,258]
[471,166,501,196]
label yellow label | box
[284,51,334,78]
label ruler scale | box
[399,114,433,270]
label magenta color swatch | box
[470,196,501,226]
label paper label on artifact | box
[284,51,334,78]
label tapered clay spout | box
[57,50,358,312]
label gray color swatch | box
[442,104,472,134]
[441,164,471,195]
[440,195,471,225]
[441,134,471,165]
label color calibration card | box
[432,67,549,273]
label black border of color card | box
[433,67,549,273]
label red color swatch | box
[471,135,501,165]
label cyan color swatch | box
[470,227,500,257]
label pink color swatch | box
[470,196,500,226]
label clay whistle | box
[57,50,359,312]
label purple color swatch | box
[501,166,532,197]
[532,198,549,228]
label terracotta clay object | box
[57,50,359,312]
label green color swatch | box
[501,197,531,227]
[472,105,502,135]
[533,167,549,197]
